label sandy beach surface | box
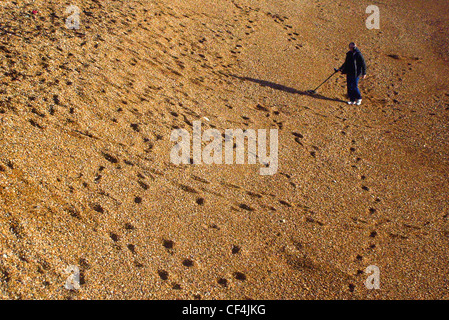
[1,0,449,299]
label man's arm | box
[339,52,349,73]
[339,61,346,73]
[358,53,367,76]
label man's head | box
[349,42,356,52]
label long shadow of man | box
[231,75,345,103]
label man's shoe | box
[348,101,354,105]
[356,99,362,105]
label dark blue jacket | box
[340,48,367,77]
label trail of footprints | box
[158,240,247,294]
[99,230,251,296]
[343,132,424,291]
[265,12,303,50]
[288,126,387,292]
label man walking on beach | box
[338,42,367,105]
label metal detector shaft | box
[312,70,338,92]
